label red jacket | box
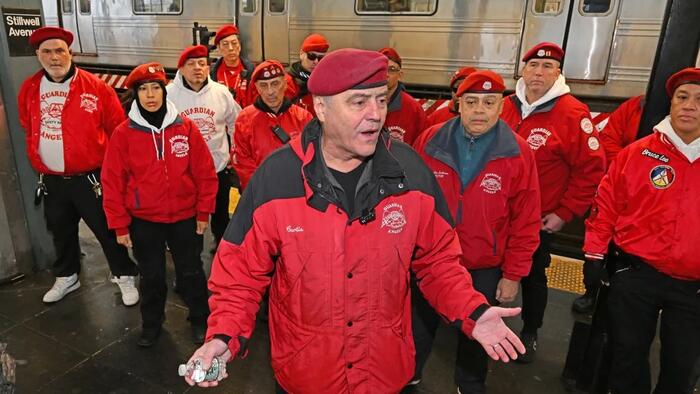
[599,95,644,166]
[18,67,125,175]
[413,119,540,280]
[385,87,427,145]
[101,102,218,235]
[584,131,700,281]
[425,101,458,128]
[501,94,606,221]
[232,99,312,190]
[207,121,490,394]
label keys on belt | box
[87,173,102,198]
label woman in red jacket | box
[101,63,218,347]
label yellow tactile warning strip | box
[546,255,585,295]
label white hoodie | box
[128,99,180,161]
[515,74,571,119]
[167,72,242,172]
[654,115,700,163]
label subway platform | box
[0,223,683,393]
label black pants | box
[211,169,233,246]
[412,267,502,393]
[43,172,137,277]
[520,231,551,334]
[607,252,700,394]
[130,216,209,329]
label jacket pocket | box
[274,250,331,328]
[377,246,411,326]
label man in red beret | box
[425,66,477,127]
[379,47,427,145]
[411,70,540,392]
[209,25,257,107]
[288,33,330,116]
[500,42,606,362]
[232,60,312,190]
[167,45,242,249]
[184,48,525,393]
[583,67,700,394]
[17,26,139,305]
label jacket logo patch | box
[480,173,502,194]
[587,136,600,151]
[433,170,449,179]
[641,148,670,163]
[580,118,594,134]
[649,165,675,189]
[381,203,407,234]
[387,126,407,141]
[286,225,304,233]
[79,93,98,113]
[526,128,551,150]
[169,135,189,158]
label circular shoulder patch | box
[580,118,594,134]
[587,136,600,151]
[649,165,675,189]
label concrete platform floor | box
[0,223,692,393]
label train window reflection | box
[133,0,182,14]
[61,0,72,14]
[269,0,285,13]
[240,0,256,13]
[533,0,562,15]
[356,0,437,15]
[581,0,612,14]
[79,0,91,14]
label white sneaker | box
[111,276,139,306]
[43,274,80,303]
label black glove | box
[583,259,608,288]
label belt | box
[45,168,100,179]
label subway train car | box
[42,0,699,99]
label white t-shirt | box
[39,75,72,172]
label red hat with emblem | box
[455,70,506,97]
[29,26,74,49]
[378,47,402,67]
[301,33,329,53]
[308,49,388,96]
[522,42,564,63]
[450,67,478,89]
[250,60,286,83]
[177,45,209,68]
[214,25,239,46]
[124,62,167,89]
[665,67,700,96]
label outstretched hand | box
[471,307,525,362]
[184,339,231,387]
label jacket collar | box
[508,94,559,117]
[128,100,183,133]
[388,82,406,112]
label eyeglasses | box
[306,52,325,61]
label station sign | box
[2,7,43,57]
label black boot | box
[137,326,161,348]
[571,290,596,314]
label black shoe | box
[571,292,596,314]
[137,326,161,348]
[516,332,537,364]
[191,323,206,345]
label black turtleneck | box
[44,62,76,83]
[254,95,292,115]
[182,74,208,92]
[134,81,168,129]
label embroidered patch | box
[649,165,675,189]
[587,136,600,151]
[483,81,492,90]
[80,93,98,113]
[537,49,546,57]
[480,173,502,194]
[641,148,670,163]
[580,118,594,134]
[381,203,407,234]
[433,170,449,179]
[387,126,407,141]
[169,135,190,158]
[526,127,552,150]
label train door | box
[518,0,621,81]
[236,0,289,64]
[58,0,97,54]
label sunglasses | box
[306,52,325,61]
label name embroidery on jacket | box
[641,148,670,163]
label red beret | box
[450,67,478,89]
[177,45,209,68]
[379,47,402,67]
[214,25,239,45]
[251,60,285,83]
[455,70,506,97]
[308,49,388,96]
[665,67,700,96]
[125,62,167,89]
[522,42,564,63]
[29,26,73,49]
[301,33,329,53]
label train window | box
[133,0,182,14]
[533,0,563,15]
[355,0,437,15]
[61,0,73,14]
[580,0,612,14]
[240,0,256,14]
[79,0,91,14]
[269,0,285,13]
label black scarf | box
[44,62,76,83]
[254,95,292,115]
[134,81,168,129]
